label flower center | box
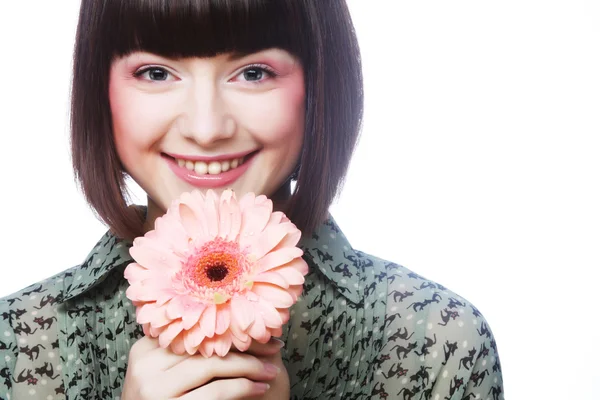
[206,264,228,281]
[180,237,252,302]
[193,250,240,288]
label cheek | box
[109,81,175,156]
[233,80,305,144]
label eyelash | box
[242,64,278,81]
[133,64,278,83]
[133,66,170,80]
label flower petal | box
[127,274,175,302]
[170,333,187,355]
[199,338,216,357]
[125,284,148,303]
[164,296,206,326]
[239,193,272,240]
[252,283,294,308]
[153,214,189,254]
[231,331,252,352]
[278,308,290,325]
[155,288,177,307]
[213,333,233,357]
[288,284,304,302]
[150,324,167,338]
[271,264,307,285]
[182,303,207,330]
[217,191,233,239]
[159,320,184,348]
[229,313,250,341]
[199,304,217,338]
[204,190,220,238]
[128,282,176,304]
[248,312,269,343]
[130,237,182,271]
[149,308,172,329]
[136,302,161,324]
[270,327,283,337]
[215,304,231,335]
[183,335,199,356]
[123,263,152,283]
[142,323,151,337]
[255,298,283,329]
[178,201,208,243]
[238,192,256,212]
[256,247,303,274]
[166,297,185,320]
[226,196,243,241]
[248,223,292,260]
[252,271,289,288]
[272,226,302,251]
[185,322,206,348]
[267,211,284,225]
[230,295,255,332]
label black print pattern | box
[0,216,503,399]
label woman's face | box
[108,49,305,221]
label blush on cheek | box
[109,78,174,150]
[242,74,305,143]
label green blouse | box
[0,216,504,399]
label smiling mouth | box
[168,152,255,175]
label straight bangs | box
[101,0,309,61]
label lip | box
[165,150,254,162]
[164,152,257,188]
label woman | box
[0,0,503,399]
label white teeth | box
[194,161,208,175]
[175,156,246,174]
[208,161,222,175]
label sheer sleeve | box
[371,266,504,399]
[0,298,18,399]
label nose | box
[179,82,235,146]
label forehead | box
[98,0,308,60]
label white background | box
[1,1,599,399]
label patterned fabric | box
[0,216,503,399]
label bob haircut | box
[71,0,363,241]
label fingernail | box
[270,338,285,348]
[264,362,281,375]
[253,382,270,394]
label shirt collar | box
[62,214,362,304]
[297,215,362,304]
[61,232,133,302]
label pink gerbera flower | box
[124,189,309,357]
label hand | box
[122,336,285,399]
[250,342,290,400]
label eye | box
[233,64,277,83]
[134,66,174,82]
[243,68,264,81]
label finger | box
[129,335,193,372]
[129,336,160,359]
[140,343,193,371]
[179,378,270,400]
[161,352,279,397]
[243,337,285,357]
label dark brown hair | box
[71,0,363,240]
